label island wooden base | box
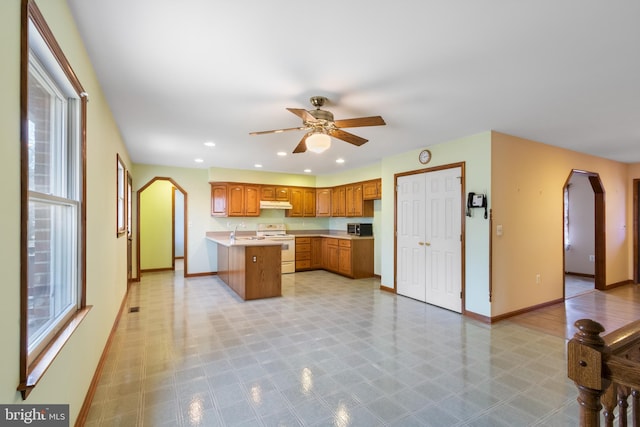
[217,244,282,300]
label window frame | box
[19,0,89,400]
[116,154,127,236]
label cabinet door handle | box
[418,242,431,246]
[418,242,424,246]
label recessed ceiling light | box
[277,151,287,157]
[194,158,204,163]
[254,164,263,168]
[204,141,215,147]
[336,158,345,164]
[304,169,312,173]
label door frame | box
[562,169,606,293]
[136,177,188,279]
[634,179,639,284]
[394,162,466,313]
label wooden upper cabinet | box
[261,186,290,201]
[227,185,245,216]
[331,186,346,217]
[287,187,303,217]
[303,188,316,216]
[213,179,376,218]
[261,186,275,201]
[316,188,332,217]
[213,183,260,217]
[275,187,290,201]
[287,187,315,217]
[346,184,363,217]
[244,185,260,216]
[211,183,228,216]
[363,179,382,200]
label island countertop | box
[206,232,282,248]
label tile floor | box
[85,270,581,426]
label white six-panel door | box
[397,167,462,313]
[397,174,427,302]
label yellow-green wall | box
[379,132,493,316]
[140,180,174,270]
[0,1,130,423]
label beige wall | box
[491,132,631,316]
[0,0,130,423]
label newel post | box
[568,319,611,427]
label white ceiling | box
[67,0,640,175]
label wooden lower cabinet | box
[298,236,373,279]
[338,240,352,276]
[295,237,312,270]
[310,237,323,269]
[324,239,340,272]
[295,237,323,271]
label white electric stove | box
[256,224,295,274]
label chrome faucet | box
[230,223,242,241]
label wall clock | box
[418,149,431,164]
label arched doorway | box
[563,170,605,297]
[136,177,188,279]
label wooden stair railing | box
[568,318,640,426]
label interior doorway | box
[563,170,605,297]
[173,187,185,273]
[137,177,188,279]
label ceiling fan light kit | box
[306,132,331,153]
[249,96,386,154]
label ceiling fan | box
[249,96,386,154]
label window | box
[19,0,88,399]
[117,154,126,236]
[127,171,132,236]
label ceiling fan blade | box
[249,126,306,136]
[329,129,368,146]
[333,116,386,128]
[292,134,308,153]
[287,108,316,122]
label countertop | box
[206,230,373,244]
[206,233,285,248]
[290,231,374,240]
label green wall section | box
[140,180,174,270]
[379,132,492,317]
[0,1,131,423]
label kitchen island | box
[206,234,282,300]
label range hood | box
[259,200,293,210]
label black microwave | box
[347,223,373,236]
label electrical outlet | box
[536,274,541,284]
